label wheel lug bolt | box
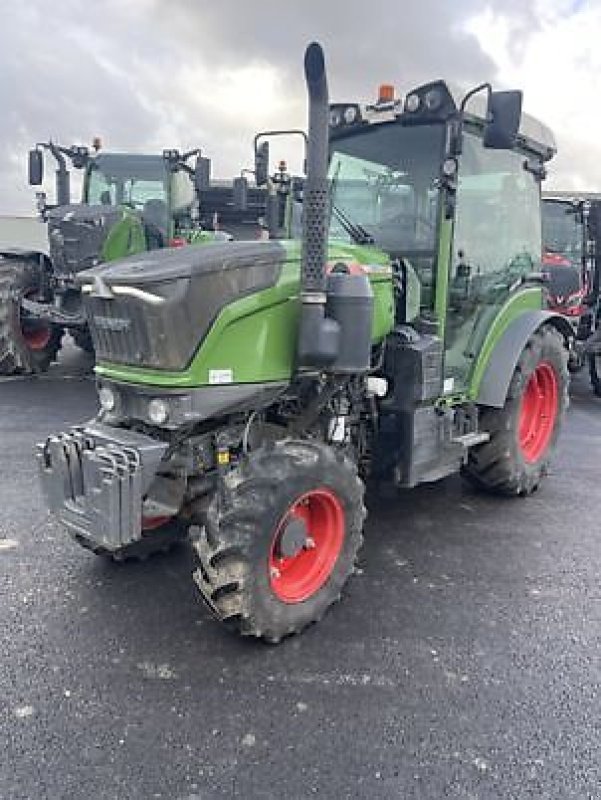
[270,566,281,579]
[305,537,316,550]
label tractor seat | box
[142,199,169,249]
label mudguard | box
[476,310,573,408]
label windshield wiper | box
[331,204,375,246]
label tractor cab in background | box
[542,193,601,389]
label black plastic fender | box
[476,310,573,408]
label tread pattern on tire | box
[465,325,569,496]
[0,257,62,375]
[192,439,366,643]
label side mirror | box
[255,141,269,187]
[233,176,248,210]
[195,156,211,192]
[483,90,522,150]
[29,149,43,185]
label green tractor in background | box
[38,43,571,643]
[0,141,251,375]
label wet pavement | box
[1,344,599,799]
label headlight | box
[148,398,169,425]
[98,386,116,412]
[405,93,420,113]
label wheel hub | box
[277,516,310,559]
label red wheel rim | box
[269,488,345,604]
[518,362,559,463]
[20,289,52,351]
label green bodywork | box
[96,240,395,388]
[100,209,148,262]
[468,286,543,399]
[99,211,219,264]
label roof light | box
[378,84,395,103]
[330,108,343,127]
[405,93,420,113]
[343,105,358,124]
[424,89,442,110]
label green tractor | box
[38,43,571,643]
[0,142,234,375]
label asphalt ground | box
[1,343,600,799]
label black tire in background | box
[0,258,62,375]
[464,325,569,496]
[589,353,601,397]
[192,439,366,643]
[72,329,95,355]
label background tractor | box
[542,193,601,391]
[0,142,264,375]
[39,43,571,643]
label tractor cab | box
[81,152,204,249]
[327,81,555,396]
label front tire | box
[465,325,568,496]
[0,258,62,375]
[192,440,366,643]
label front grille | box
[87,294,156,367]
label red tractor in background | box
[542,193,601,393]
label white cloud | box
[466,2,601,190]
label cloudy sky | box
[2,0,599,214]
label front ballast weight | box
[37,422,170,556]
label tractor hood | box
[46,203,124,278]
[78,241,287,371]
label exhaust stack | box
[297,42,374,375]
[49,143,71,207]
[297,42,340,368]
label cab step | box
[451,431,490,448]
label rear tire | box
[464,325,568,496]
[0,258,62,375]
[192,439,366,643]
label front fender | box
[475,310,573,408]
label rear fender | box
[475,311,573,408]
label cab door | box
[443,131,543,393]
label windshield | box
[328,124,445,254]
[542,200,583,263]
[85,157,168,208]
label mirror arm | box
[451,83,493,157]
